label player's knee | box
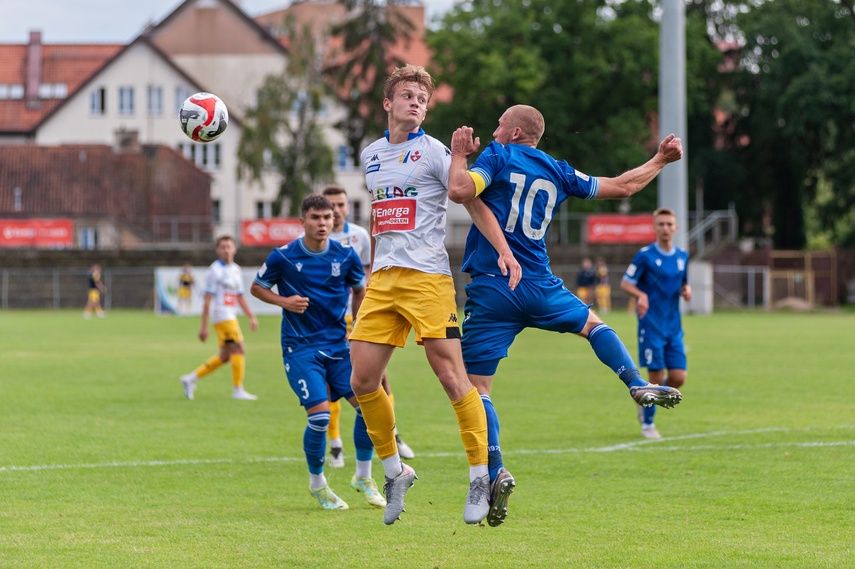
[667,371,686,388]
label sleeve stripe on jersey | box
[586,177,600,200]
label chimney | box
[115,128,141,153]
[25,30,43,110]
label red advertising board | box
[586,214,655,244]
[0,218,74,248]
[241,218,304,247]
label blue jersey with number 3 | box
[462,142,599,279]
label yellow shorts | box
[88,289,100,303]
[178,287,192,299]
[350,267,461,347]
[213,319,244,346]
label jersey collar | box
[297,237,330,256]
[653,242,677,256]
[384,128,425,142]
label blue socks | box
[587,324,645,388]
[353,407,374,462]
[305,411,330,475]
[481,394,503,482]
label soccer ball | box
[179,92,228,143]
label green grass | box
[1,309,853,568]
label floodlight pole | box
[658,0,689,250]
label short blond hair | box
[384,64,435,101]
[654,207,676,218]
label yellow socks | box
[328,399,342,441]
[355,387,397,459]
[451,388,488,466]
[194,355,223,379]
[230,354,245,387]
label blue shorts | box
[462,275,590,376]
[637,327,687,372]
[282,341,353,409]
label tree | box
[325,0,415,167]
[728,0,855,247]
[237,18,334,216]
[427,0,722,218]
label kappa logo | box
[448,313,458,323]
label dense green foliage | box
[426,0,722,217]
[727,0,855,247]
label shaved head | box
[506,105,545,144]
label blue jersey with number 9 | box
[461,141,599,279]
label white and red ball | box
[179,92,229,143]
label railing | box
[687,207,739,258]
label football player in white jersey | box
[321,185,416,468]
[349,64,519,526]
[180,236,258,401]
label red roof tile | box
[0,43,122,133]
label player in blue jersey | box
[621,208,692,439]
[250,194,385,512]
[448,104,685,527]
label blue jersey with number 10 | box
[462,142,599,279]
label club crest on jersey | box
[399,150,422,163]
[331,262,341,277]
[678,258,685,271]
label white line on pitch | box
[2,425,853,473]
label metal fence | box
[0,268,155,310]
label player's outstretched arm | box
[596,134,683,200]
[463,198,522,291]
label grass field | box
[1,309,853,568]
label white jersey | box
[329,221,371,317]
[361,130,452,276]
[329,222,371,267]
[204,259,245,324]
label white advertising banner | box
[154,266,282,316]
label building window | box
[90,87,106,115]
[147,85,163,116]
[118,86,134,115]
[178,142,221,172]
[38,83,68,99]
[352,201,363,225]
[255,201,271,219]
[336,145,353,171]
[212,200,221,224]
[0,84,25,99]
[14,187,22,211]
[79,227,98,250]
